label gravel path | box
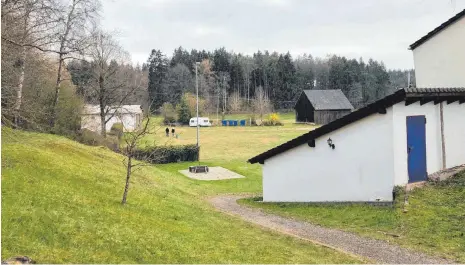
[209,195,452,264]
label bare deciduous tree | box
[1,0,60,125]
[120,108,163,205]
[120,115,150,205]
[87,30,144,137]
[49,0,100,127]
[253,86,271,123]
[228,92,242,113]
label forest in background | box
[144,47,415,113]
[69,46,415,117]
[2,0,416,136]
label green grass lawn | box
[1,127,360,263]
[143,112,315,164]
[239,173,465,262]
[4,109,462,263]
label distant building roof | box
[82,104,142,115]
[409,9,465,50]
[302,89,354,110]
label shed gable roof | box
[249,88,465,164]
[82,104,142,115]
[302,89,354,110]
[409,9,465,50]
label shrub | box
[184,92,205,116]
[392,185,405,202]
[76,128,120,151]
[160,102,177,125]
[263,113,283,126]
[133,144,199,164]
[53,89,84,137]
[108,123,123,140]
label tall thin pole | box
[195,63,199,148]
[216,84,219,126]
[440,102,446,169]
[407,71,411,88]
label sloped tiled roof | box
[405,87,465,93]
[82,104,142,115]
[409,9,465,50]
[303,89,354,110]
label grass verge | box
[239,172,465,262]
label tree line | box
[1,0,147,137]
[1,0,151,204]
[145,46,415,117]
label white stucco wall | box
[81,113,140,134]
[412,16,465,87]
[392,102,442,185]
[261,100,464,202]
[81,115,101,132]
[262,109,394,202]
[443,102,465,168]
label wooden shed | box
[294,89,354,124]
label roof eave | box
[409,9,465,50]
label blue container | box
[228,120,234,126]
[240,120,246,126]
[233,120,238,126]
[222,120,227,126]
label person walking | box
[171,127,175,137]
[165,127,169,137]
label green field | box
[1,122,361,263]
[239,173,465,262]
[144,112,313,163]
[3,110,464,263]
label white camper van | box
[189,117,212,127]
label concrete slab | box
[428,164,465,182]
[179,166,245,181]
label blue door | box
[406,116,427,183]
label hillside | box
[1,128,359,263]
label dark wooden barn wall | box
[295,94,314,122]
[314,110,351,125]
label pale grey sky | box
[101,0,465,70]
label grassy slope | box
[1,128,359,264]
[239,173,465,262]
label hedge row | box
[133,144,199,164]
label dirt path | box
[209,195,452,264]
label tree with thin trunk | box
[120,111,161,205]
[253,86,271,123]
[49,0,100,127]
[228,91,242,113]
[87,30,143,137]
[1,0,60,126]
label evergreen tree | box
[164,63,193,104]
[212,47,231,73]
[147,49,169,111]
[170,46,191,69]
[176,95,191,124]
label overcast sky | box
[101,0,465,70]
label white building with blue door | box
[248,89,465,202]
[247,10,465,202]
